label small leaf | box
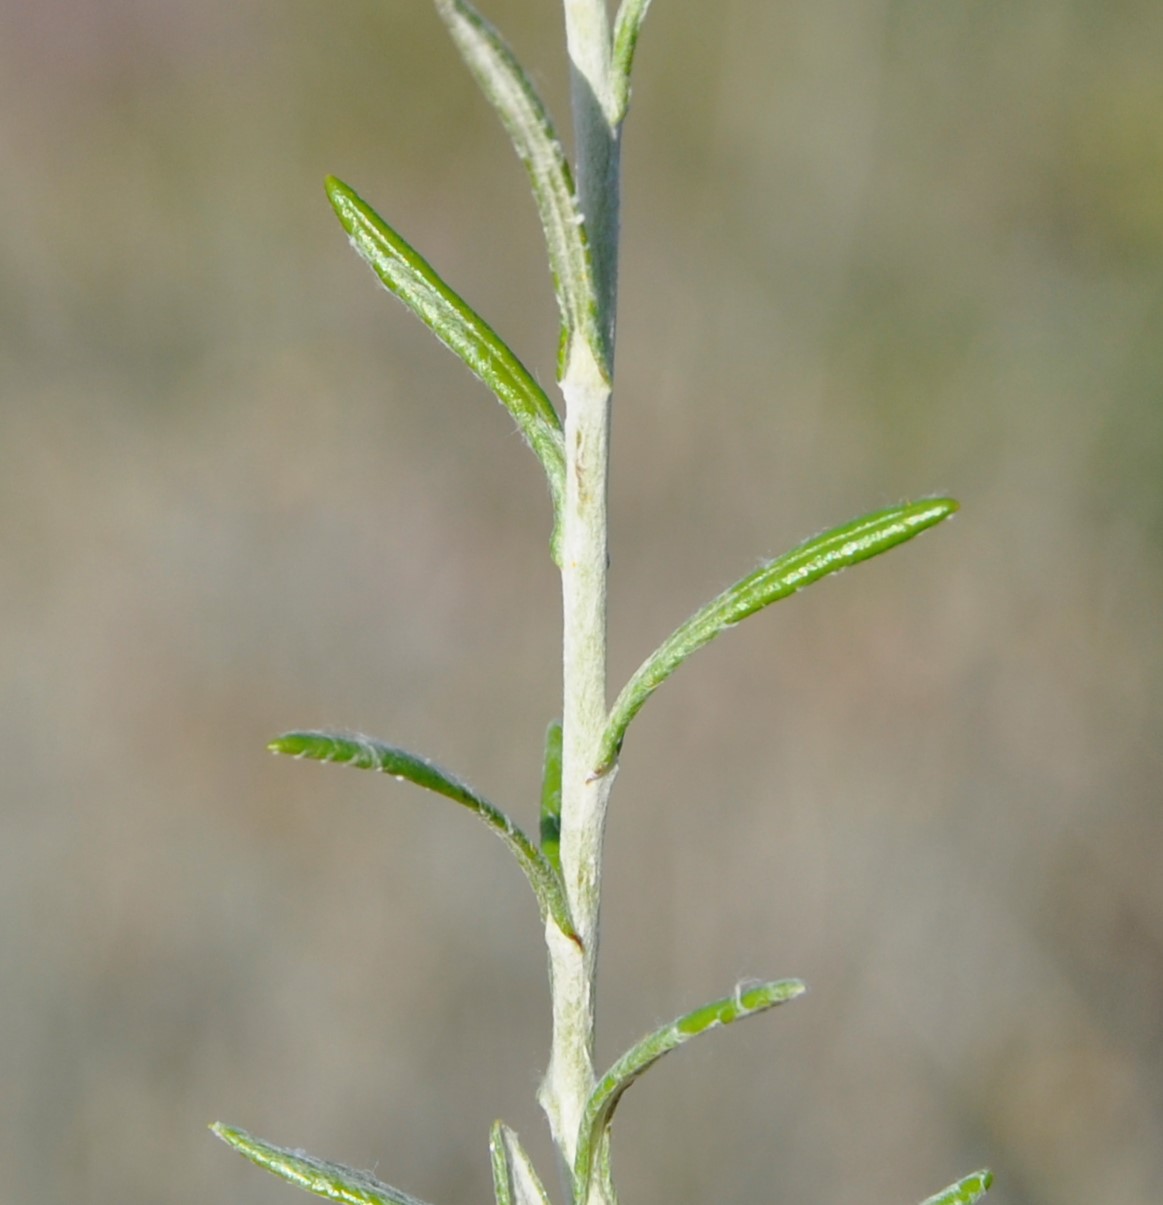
[919,1170,994,1205]
[539,720,563,875]
[433,0,606,381]
[594,1131,616,1205]
[489,1121,553,1205]
[597,498,959,773]
[270,730,579,947]
[325,175,565,555]
[572,978,806,1201]
[611,0,653,123]
[211,1123,435,1205]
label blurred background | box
[2,0,1161,1202]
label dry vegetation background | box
[3,1,1162,1203]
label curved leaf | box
[919,1170,993,1205]
[433,0,606,381]
[325,175,565,556]
[539,720,563,875]
[211,1124,434,1205]
[270,730,579,947]
[597,498,959,773]
[489,1121,553,1205]
[572,978,806,1201]
[611,0,653,123]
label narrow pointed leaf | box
[612,0,653,123]
[919,1170,993,1205]
[325,175,565,550]
[594,1132,616,1205]
[211,1124,434,1205]
[573,978,806,1201]
[270,730,579,946]
[539,720,563,875]
[597,498,959,773]
[489,1122,553,1205]
[489,1127,512,1205]
[433,0,606,381]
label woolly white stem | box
[537,4,622,1202]
[538,331,616,1197]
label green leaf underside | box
[611,0,654,122]
[433,0,605,381]
[211,1124,432,1205]
[597,497,959,773]
[489,1121,553,1205]
[325,176,565,546]
[270,730,579,946]
[539,720,563,874]
[572,978,806,1201]
[489,1123,515,1205]
[594,1132,616,1205]
[919,1170,994,1205]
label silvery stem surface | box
[537,4,621,1200]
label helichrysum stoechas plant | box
[211,2,993,1204]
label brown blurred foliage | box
[2,1,1162,1203]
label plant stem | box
[562,0,621,361]
[537,2,622,1198]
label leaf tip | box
[908,496,959,530]
[324,175,359,227]
[920,1168,994,1205]
[210,1121,243,1149]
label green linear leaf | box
[325,175,565,555]
[919,1170,994,1205]
[597,497,959,773]
[270,730,579,947]
[489,1121,553,1205]
[596,1132,617,1205]
[211,1124,435,1205]
[539,720,563,875]
[433,0,606,381]
[572,978,806,1201]
[489,1126,512,1205]
[611,0,653,123]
